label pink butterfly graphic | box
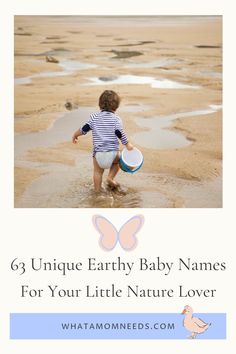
[92,214,144,251]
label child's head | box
[99,90,120,112]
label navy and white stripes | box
[80,111,128,156]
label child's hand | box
[126,142,134,151]
[72,128,82,144]
[72,134,78,144]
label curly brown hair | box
[99,90,121,112]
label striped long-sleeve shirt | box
[80,110,128,156]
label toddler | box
[72,90,133,192]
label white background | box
[0,0,236,353]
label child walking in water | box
[72,90,134,192]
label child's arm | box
[72,128,82,144]
[115,117,134,150]
[72,120,92,144]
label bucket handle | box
[130,159,144,174]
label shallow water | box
[124,58,181,69]
[15,104,222,208]
[14,59,97,85]
[119,104,153,112]
[59,59,97,71]
[132,105,222,150]
[199,71,222,79]
[14,105,175,208]
[86,75,199,89]
[15,157,173,208]
[15,107,93,157]
[15,105,155,157]
[15,155,221,208]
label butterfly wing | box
[92,215,118,251]
[118,215,144,251]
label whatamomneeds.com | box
[61,322,175,331]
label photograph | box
[14,15,222,208]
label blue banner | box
[10,313,226,340]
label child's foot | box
[106,178,120,189]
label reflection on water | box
[86,75,199,89]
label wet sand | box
[14,16,222,208]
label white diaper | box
[95,151,117,169]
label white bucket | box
[120,147,144,173]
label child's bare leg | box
[93,157,104,192]
[107,152,120,188]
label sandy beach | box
[14,15,222,207]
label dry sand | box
[14,16,222,207]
